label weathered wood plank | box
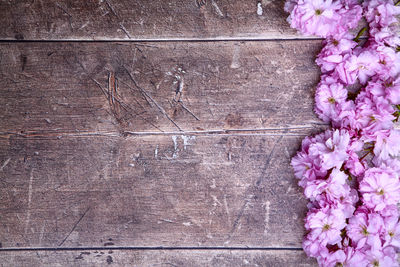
[0,41,322,136]
[0,134,319,248]
[0,249,316,267]
[0,0,300,41]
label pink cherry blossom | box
[286,0,344,37]
[382,216,400,248]
[371,26,400,47]
[373,130,400,161]
[308,129,350,170]
[343,246,369,267]
[303,168,350,202]
[346,210,383,250]
[384,76,400,105]
[303,237,329,258]
[344,151,366,177]
[359,167,400,211]
[316,35,356,73]
[314,77,348,122]
[371,44,400,80]
[364,0,400,28]
[354,93,395,139]
[305,207,346,246]
[317,249,346,267]
[364,246,398,267]
[336,50,380,85]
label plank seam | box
[0,36,370,43]
[0,247,303,252]
[0,125,329,139]
[0,38,325,43]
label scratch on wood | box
[123,66,182,131]
[104,0,119,17]
[39,223,45,245]
[227,135,284,239]
[230,45,241,69]
[107,72,123,123]
[58,207,90,246]
[154,145,159,159]
[172,72,200,121]
[264,201,270,236]
[255,135,284,187]
[211,0,224,17]
[119,23,132,39]
[228,194,254,239]
[91,77,163,132]
[24,169,34,235]
[103,0,131,39]
[0,158,10,171]
[158,219,175,224]
[179,102,200,121]
[78,21,90,30]
[223,194,231,226]
[55,3,73,30]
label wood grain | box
[0,41,323,136]
[0,133,322,249]
[0,0,300,41]
[0,249,317,267]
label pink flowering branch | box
[286,0,400,266]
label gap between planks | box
[0,247,303,252]
[0,36,370,43]
[0,37,326,43]
[0,125,328,139]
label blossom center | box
[389,231,395,237]
[322,224,331,231]
[385,81,393,87]
[377,189,384,195]
[328,97,336,104]
[362,227,369,236]
[373,260,380,267]
[315,9,322,16]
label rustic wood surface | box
[0,0,300,40]
[0,41,323,135]
[0,134,315,248]
[0,0,351,266]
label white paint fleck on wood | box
[257,3,263,16]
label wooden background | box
[0,0,329,266]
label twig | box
[354,27,368,43]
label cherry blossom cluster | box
[285,0,400,266]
